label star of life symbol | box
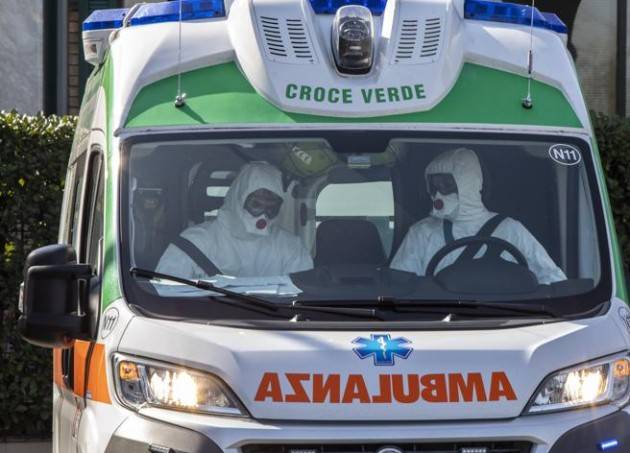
[352,334,413,366]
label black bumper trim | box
[549,410,630,453]
[105,414,223,453]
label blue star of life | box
[352,334,413,366]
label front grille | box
[242,441,532,453]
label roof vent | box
[394,19,418,62]
[258,15,316,64]
[420,17,442,58]
[393,16,443,65]
[260,16,288,58]
[286,19,314,61]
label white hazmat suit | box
[157,162,313,279]
[390,148,566,284]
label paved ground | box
[0,443,51,453]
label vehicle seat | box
[188,162,234,225]
[315,219,387,267]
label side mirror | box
[18,244,93,349]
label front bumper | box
[105,406,630,453]
[105,415,222,453]
[549,410,630,453]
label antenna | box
[174,0,187,108]
[522,0,535,109]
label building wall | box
[0,0,44,115]
[68,3,82,114]
[627,2,630,115]
[572,0,619,115]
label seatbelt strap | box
[172,236,220,277]
[456,214,507,263]
[443,220,455,245]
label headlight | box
[113,354,247,417]
[525,353,630,414]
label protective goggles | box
[244,189,283,219]
[427,173,458,196]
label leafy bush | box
[0,111,629,439]
[592,112,630,269]
[0,111,75,439]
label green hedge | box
[0,111,629,438]
[0,112,75,439]
[592,112,630,267]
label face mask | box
[243,212,276,236]
[430,192,459,221]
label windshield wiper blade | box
[382,298,560,318]
[290,301,385,320]
[294,297,560,318]
[130,267,280,312]
[130,268,384,320]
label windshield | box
[121,131,611,322]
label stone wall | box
[572,0,619,115]
[0,0,43,115]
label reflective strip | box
[53,349,64,387]
[74,341,112,404]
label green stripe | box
[125,63,582,128]
[102,56,122,309]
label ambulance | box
[17,0,630,451]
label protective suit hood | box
[425,148,487,222]
[217,162,285,239]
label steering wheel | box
[426,236,529,277]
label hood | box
[217,162,285,239]
[425,148,488,222]
[118,312,628,422]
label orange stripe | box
[53,348,64,387]
[74,340,112,404]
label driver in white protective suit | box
[390,148,566,284]
[156,162,313,278]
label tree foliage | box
[0,112,75,438]
[592,112,630,267]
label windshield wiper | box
[130,267,280,312]
[130,268,383,320]
[397,299,560,318]
[294,297,561,318]
[289,301,385,320]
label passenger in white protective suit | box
[390,148,566,284]
[157,162,313,278]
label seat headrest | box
[315,219,386,267]
[188,164,232,224]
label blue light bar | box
[82,8,130,31]
[464,0,568,34]
[308,0,387,15]
[598,439,619,452]
[129,0,225,26]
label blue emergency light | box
[82,8,130,31]
[598,439,620,452]
[129,0,226,26]
[464,0,568,34]
[309,0,387,16]
[83,0,567,32]
[82,1,225,32]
